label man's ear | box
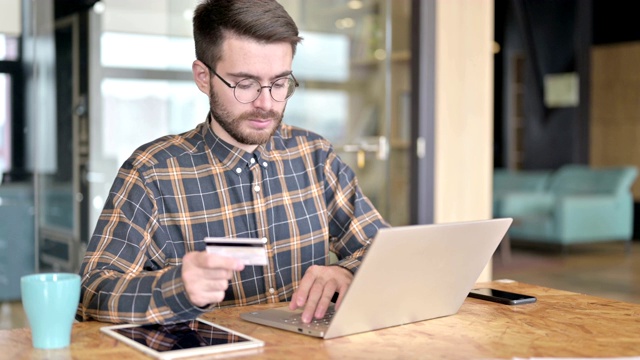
[192,60,211,95]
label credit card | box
[204,237,268,266]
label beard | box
[209,88,284,145]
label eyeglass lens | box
[234,77,296,103]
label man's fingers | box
[288,265,354,323]
[199,269,234,280]
[290,265,321,309]
[334,275,351,310]
[194,252,245,271]
[312,283,337,320]
[182,251,245,308]
[188,290,227,307]
[300,281,326,323]
[293,273,315,307]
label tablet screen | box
[101,318,264,359]
[111,320,250,351]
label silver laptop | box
[240,218,512,339]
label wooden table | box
[2,281,640,359]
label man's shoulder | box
[128,125,205,170]
[277,123,331,148]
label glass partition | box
[282,0,412,224]
[87,0,204,233]
[86,0,412,231]
[3,0,411,297]
[28,4,81,273]
[0,4,35,301]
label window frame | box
[0,57,24,182]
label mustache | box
[237,109,280,121]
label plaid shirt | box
[78,119,388,324]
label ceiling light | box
[335,18,356,30]
[93,2,105,14]
[374,49,386,60]
[183,9,193,21]
[348,0,363,10]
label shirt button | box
[262,161,268,167]
[250,158,255,164]
[254,185,260,192]
[269,288,275,294]
[261,237,267,242]
[235,168,242,174]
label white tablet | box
[100,318,264,360]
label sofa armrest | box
[554,194,633,241]
[498,192,555,218]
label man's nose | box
[251,86,274,108]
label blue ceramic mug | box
[20,273,81,349]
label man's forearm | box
[77,265,207,324]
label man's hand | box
[182,251,245,307]
[288,265,353,323]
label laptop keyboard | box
[284,307,335,329]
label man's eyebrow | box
[227,71,293,81]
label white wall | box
[434,0,495,281]
[101,0,198,36]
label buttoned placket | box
[247,154,279,302]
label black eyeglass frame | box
[200,60,299,104]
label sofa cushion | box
[549,165,638,195]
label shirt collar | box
[200,113,278,170]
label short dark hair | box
[193,0,302,67]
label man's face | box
[207,35,293,148]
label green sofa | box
[495,165,638,249]
[493,168,552,217]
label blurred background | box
[1,0,639,329]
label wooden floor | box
[493,240,640,304]
[2,241,638,330]
[0,301,27,331]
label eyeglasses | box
[201,61,299,104]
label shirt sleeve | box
[323,147,390,273]
[77,160,208,324]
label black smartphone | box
[468,288,537,305]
